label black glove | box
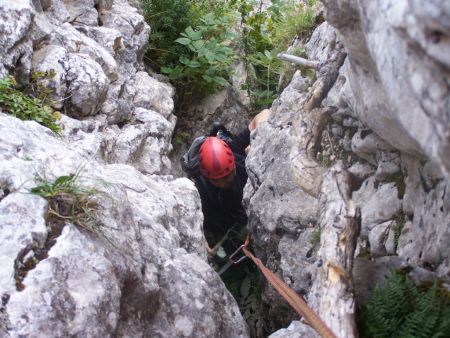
[208,122,233,144]
[180,136,207,177]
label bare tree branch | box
[277,52,320,69]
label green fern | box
[359,271,450,338]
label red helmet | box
[199,137,235,179]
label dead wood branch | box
[309,163,360,338]
[304,42,347,111]
[277,53,320,69]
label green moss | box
[309,227,321,248]
[393,211,406,251]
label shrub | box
[161,13,236,99]
[141,0,236,105]
[238,0,318,110]
[141,0,193,70]
[0,75,60,133]
[141,0,319,112]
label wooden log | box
[308,162,361,338]
[277,53,320,69]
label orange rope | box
[243,237,337,338]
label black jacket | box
[181,128,250,239]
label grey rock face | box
[0,113,249,337]
[1,0,176,172]
[243,70,322,328]
[268,321,318,338]
[398,180,450,278]
[0,0,249,335]
[0,0,34,80]
[352,176,402,235]
[65,53,109,117]
[322,0,450,181]
[126,71,175,119]
[101,107,176,175]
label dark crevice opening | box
[14,212,66,291]
[0,187,11,202]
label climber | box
[181,109,270,253]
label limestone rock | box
[352,176,402,236]
[268,321,319,338]
[39,0,70,23]
[126,72,175,119]
[351,129,393,165]
[31,45,69,110]
[101,108,176,175]
[65,53,109,117]
[0,113,249,337]
[398,180,450,279]
[321,0,450,181]
[100,1,150,73]
[63,0,98,26]
[368,220,392,257]
[0,0,34,80]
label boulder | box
[352,176,402,236]
[0,0,34,80]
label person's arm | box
[245,109,271,154]
[248,109,271,131]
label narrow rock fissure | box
[14,212,65,291]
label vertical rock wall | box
[0,0,249,337]
[244,1,449,336]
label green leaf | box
[202,74,213,83]
[213,76,229,87]
[30,185,47,195]
[205,52,215,62]
[192,40,205,50]
[175,37,191,45]
[54,175,72,187]
[185,26,202,40]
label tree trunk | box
[308,162,361,338]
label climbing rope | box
[240,236,337,338]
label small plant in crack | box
[393,211,406,252]
[30,172,103,234]
[15,172,109,291]
[309,227,321,248]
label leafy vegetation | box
[206,225,264,337]
[358,271,450,338]
[220,253,263,337]
[141,0,236,104]
[31,172,102,234]
[238,0,318,109]
[140,0,319,112]
[160,14,236,99]
[0,74,60,133]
